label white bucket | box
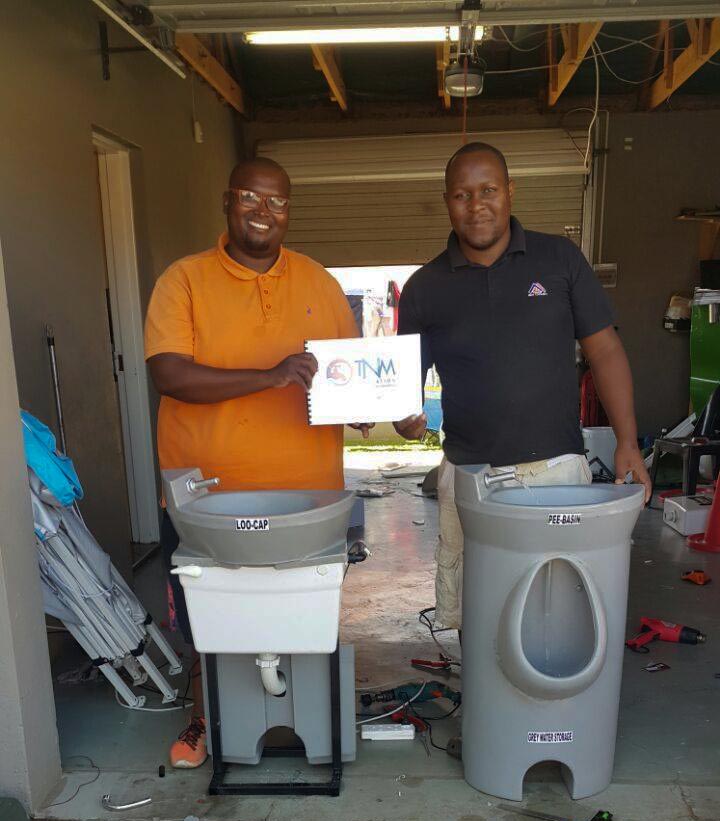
[177,563,344,654]
[582,427,617,475]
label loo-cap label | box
[547,512,582,526]
[527,730,574,744]
[236,517,271,532]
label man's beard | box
[463,230,502,251]
[242,228,272,255]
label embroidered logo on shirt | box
[307,306,312,315]
[528,282,548,297]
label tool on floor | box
[101,794,152,811]
[682,569,712,585]
[390,707,428,730]
[359,680,461,708]
[410,655,459,676]
[626,617,707,653]
[496,804,612,821]
[644,661,671,672]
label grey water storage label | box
[547,512,582,526]
[528,731,574,743]
[236,518,270,532]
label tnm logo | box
[356,358,396,380]
[326,357,397,386]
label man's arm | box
[579,326,651,502]
[148,352,318,404]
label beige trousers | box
[435,453,594,629]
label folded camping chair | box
[22,411,182,707]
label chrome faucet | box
[186,476,220,493]
[483,469,518,488]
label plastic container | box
[455,466,644,801]
[162,469,356,653]
[582,426,617,475]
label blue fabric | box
[21,411,83,505]
[423,397,443,433]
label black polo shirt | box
[398,217,614,467]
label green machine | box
[690,289,720,413]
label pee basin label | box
[236,517,270,532]
[527,730,574,744]
[547,512,582,526]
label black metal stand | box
[649,436,720,496]
[205,646,343,796]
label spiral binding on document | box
[304,340,315,425]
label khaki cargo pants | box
[435,453,593,629]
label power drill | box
[626,617,707,653]
[360,680,461,708]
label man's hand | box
[614,442,652,504]
[348,423,375,439]
[393,413,428,441]
[269,353,318,390]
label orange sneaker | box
[170,716,207,768]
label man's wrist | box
[263,367,279,389]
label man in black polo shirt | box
[395,142,650,630]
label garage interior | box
[0,1,719,820]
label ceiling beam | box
[310,45,348,112]
[548,22,602,106]
[647,16,720,109]
[436,41,451,110]
[637,20,669,108]
[175,32,245,113]
[164,5,720,33]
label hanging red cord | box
[461,55,469,145]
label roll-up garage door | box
[256,129,589,267]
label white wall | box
[0,0,240,576]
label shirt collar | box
[447,216,526,270]
[216,232,288,280]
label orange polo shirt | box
[144,234,358,492]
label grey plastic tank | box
[162,468,361,777]
[455,465,644,801]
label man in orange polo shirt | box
[144,157,366,768]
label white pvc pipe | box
[257,653,286,696]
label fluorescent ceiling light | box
[245,26,484,46]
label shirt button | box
[266,304,271,309]
[263,289,269,294]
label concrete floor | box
[39,450,720,821]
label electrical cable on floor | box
[418,607,461,663]
[355,681,427,726]
[45,755,101,809]
[355,678,424,692]
[409,702,462,753]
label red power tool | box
[626,617,707,653]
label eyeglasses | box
[226,188,290,214]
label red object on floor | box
[682,569,712,585]
[688,484,720,553]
